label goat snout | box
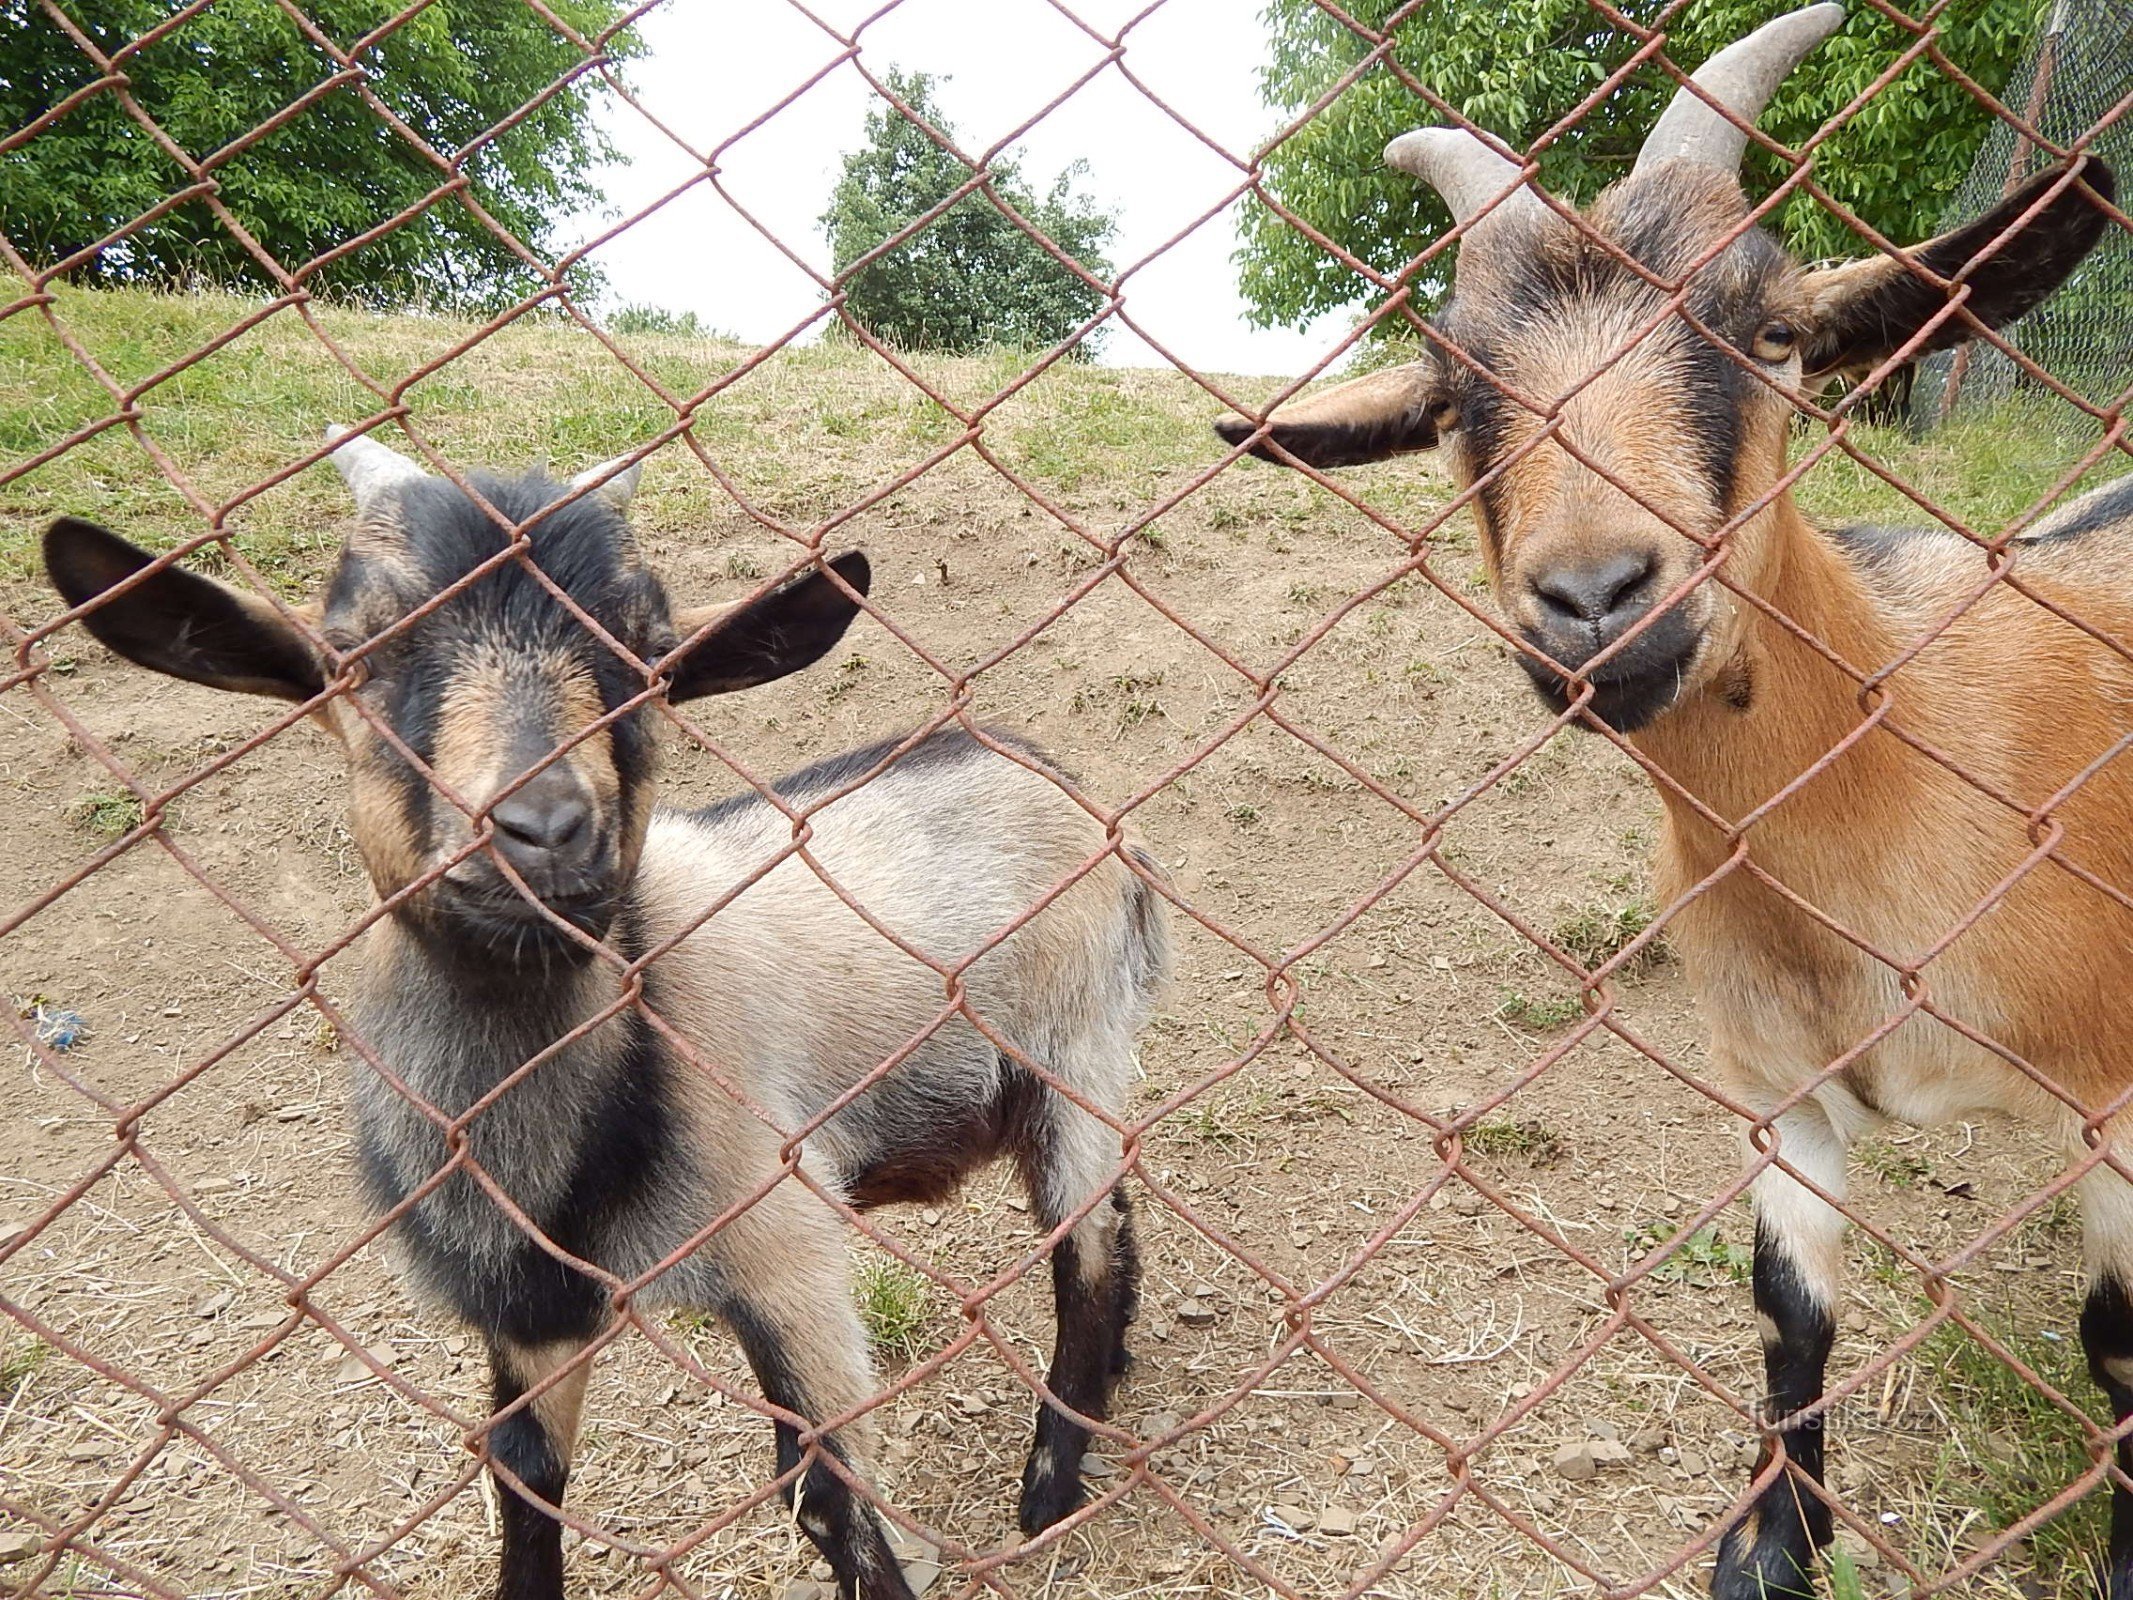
[490,770,593,868]
[1527,550,1657,639]
[1515,547,1698,732]
[470,764,608,913]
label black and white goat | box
[41,431,1169,1600]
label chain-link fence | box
[6,4,2133,1600]
[1917,0,2133,421]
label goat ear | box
[666,551,870,701]
[1801,159,2114,380]
[42,517,325,702]
[1213,360,1449,470]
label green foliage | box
[1,0,635,311]
[606,304,713,338]
[1240,0,2039,329]
[820,70,1118,355]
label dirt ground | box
[0,339,2115,1600]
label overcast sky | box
[566,0,1355,375]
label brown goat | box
[1216,7,2130,1595]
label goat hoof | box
[1016,1453,1086,1535]
[1712,1518,1820,1600]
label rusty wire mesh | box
[6,2,2133,1599]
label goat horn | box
[323,424,428,506]
[568,456,643,510]
[1634,2,1845,176]
[1384,127,1548,232]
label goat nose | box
[488,769,591,866]
[1530,551,1656,627]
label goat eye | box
[1428,399,1461,434]
[1752,320,1798,362]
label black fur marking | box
[2083,1274,2133,1599]
[690,724,1061,830]
[1515,602,1701,733]
[1804,161,2115,377]
[488,1349,570,1600]
[1714,1219,1835,1600]
[844,1060,1040,1209]
[1444,197,1789,513]
[1018,1185,1140,1535]
[1827,522,1929,576]
[365,997,677,1350]
[2033,473,2133,545]
[725,1300,912,1600]
[42,517,324,701]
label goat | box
[1214,7,2128,1595]
[41,432,1170,1600]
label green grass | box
[1825,1538,1870,1600]
[68,789,146,839]
[1625,1221,1751,1285]
[1552,896,1666,973]
[852,1254,934,1366]
[0,284,1236,596]
[1856,1138,1933,1189]
[1916,1309,2108,1594]
[1793,398,2133,541]
[0,1336,49,1401]
[1495,988,1586,1032]
[1460,1116,1565,1164]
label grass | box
[0,1336,48,1401]
[1495,988,1586,1032]
[1624,1221,1751,1285]
[1553,896,1666,973]
[1857,1138,1934,1189]
[1460,1116,1565,1164]
[1178,1083,1273,1147]
[68,790,145,839]
[852,1254,934,1366]
[1915,1308,2108,1595]
[0,284,1232,595]
[1826,1539,1870,1600]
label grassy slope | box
[4,285,2130,599]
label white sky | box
[566,0,1355,375]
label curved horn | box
[569,455,643,511]
[1385,127,1548,233]
[323,423,427,506]
[1635,2,1845,175]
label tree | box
[0,0,634,311]
[1238,0,2038,330]
[820,70,1118,355]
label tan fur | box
[634,752,1140,1224]
[493,1339,593,1462]
[428,642,620,866]
[1641,501,2133,1133]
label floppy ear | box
[43,518,324,701]
[667,551,871,702]
[1802,159,2115,380]
[1212,360,1450,470]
